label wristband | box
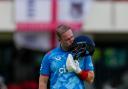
[78,70,89,80]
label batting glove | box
[66,54,82,74]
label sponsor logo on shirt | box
[59,65,67,74]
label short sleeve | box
[40,53,51,76]
[84,55,94,71]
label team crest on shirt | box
[54,56,61,61]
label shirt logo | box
[59,65,67,75]
[54,56,61,61]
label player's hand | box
[66,54,82,74]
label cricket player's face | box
[60,29,74,50]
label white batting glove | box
[66,54,82,74]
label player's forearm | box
[86,78,94,84]
[39,83,47,89]
[85,71,94,84]
[39,75,48,89]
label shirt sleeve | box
[84,55,94,71]
[40,52,51,76]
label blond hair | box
[56,24,71,39]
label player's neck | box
[60,44,68,51]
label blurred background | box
[0,0,128,89]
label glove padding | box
[66,54,81,74]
